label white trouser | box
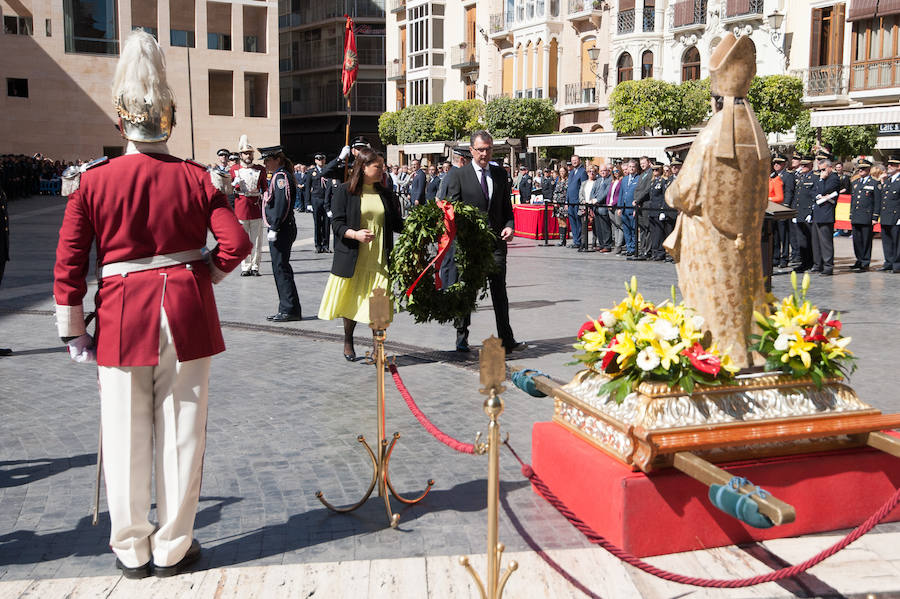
[97,309,210,568]
[239,218,264,272]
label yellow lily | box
[824,336,852,359]
[794,301,821,327]
[650,338,684,370]
[581,330,607,352]
[614,332,637,366]
[782,333,815,369]
[634,320,657,343]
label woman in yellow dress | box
[318,148,403,360]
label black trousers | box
[851,223,874,267]
[455,247,514,349]
[774,220,790,265]
[881,224,900,270]
[311,196,330,250]
[789,221,802,262]
[794,221,814,270]
[594,208,612,249]
[811,221,834,272]
[638,210,651,255]
[269,220,301,316]
[649,215,667,259]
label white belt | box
[100,249,205,278]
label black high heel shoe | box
[344,349,356,362]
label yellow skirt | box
[317,267,392,324]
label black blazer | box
[329,182,403,278]
[444,162,514,238]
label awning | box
[876,135,900,149]
[573,134,697,162]
[526,131,618,151]
[810,104,900,127]
[847,0,877,21]
[400,142,448,155]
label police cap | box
[217,148,230,157]
[258,145,283,159]
[772,154,787,164]
[857,158,873,169]
[800,155,814,165]
[887,155,900,165]
[314,152,326,160]
[452,147,472,158]
[351,136,371,149]
[670,158,683,167]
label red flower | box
[804,325,827,343]
[577,320,596,339]
[818,313,842,331]
[642,307,658,315]
[681,342,721,377]
[601,338,619,372]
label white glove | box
[267,230,277,242]
[338,145,351,160]
[658,213,665,221]
[306,205,314,212]
[816,198,827,205]
[326,210,333,219]
[805,215,812,223]
[67,333,96,363]
[897,218,900,226]
[209,262,227,284]
[792,217,797,224]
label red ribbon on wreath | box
[406,200,457,297]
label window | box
[682,46,700,81]
[643,0,655,31]
[102,145,124,159]
[850,12,900,90]
[408,78,428,105]
[169,0,195,48]
[4,15,33,35]
[63,0,118,54]
[208,70,233,116]
[7,78,28,97]
[641,50,653,79]
[245,72,268,117]
[131,0,157,39]
[243,5,266,53]
[207,1,231,50]
[810,4,846,67]
[407,4,429,69]
[617,52,633,83]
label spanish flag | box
[341,16,358,98]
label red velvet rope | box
[389,364,475,454]
[503,441,900,589]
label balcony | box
[851,58,900,96]
[488,92,512,101]
[672,0,706,30]
[617,8,634,34]
[564,81,599,106]
[724,0,763,20]
[568,0,603,29]
[451,42,479,70]
[790,65,848,101]
[389,0,405,15]
[514,87,558,102]
[387,60,406,81]
[642,6,655,31]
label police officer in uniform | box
[787,152,803,265]
[792,156,816,272]
[848,159,881,272]
[772,154,795,268]
[260,145,302,321]
[309,153,331,253]
[322,136,371,181]
[647,162,670,261]
[811,154,840,276]
[880,156,900,273]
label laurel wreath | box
[389,201,497,324]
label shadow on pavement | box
[0,453,96,488]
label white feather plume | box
[111,29,175,115]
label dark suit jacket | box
[518,174,533,203]
[813,172,840,224]
[408,169,426,205]
[426,173,441,202]
[329,182,403,278]
[444,162,514,244]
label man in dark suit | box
[443,130,522,354]
[308,153,331,253]
[631,156,654,260]
[408,159,426,207]
[811,156,840,276]
[425,164,441,202]
[880,156,900,273]
[848,159,880,272]
[792,156,816,273]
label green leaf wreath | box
[390,201,497,324]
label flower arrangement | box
[572,277,739,403]
[750,272,855,386]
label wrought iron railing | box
[490,12,514,33]
[488,92,512,101]
[617,8,635,34]
[673,0,706,28]
[387,60,406,80]
[451,42,479,68]
[725,0,763,18]
[642,6,655,31]
[568,0,602,13]
[791,65,847,97]
[564,81,599,105]
[851,58,900,91]
[389,0,406,14]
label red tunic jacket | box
[54,153,251,367]
[230,163,266,220]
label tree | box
[609,78,710,136]
[794,110,879,159]
[747,75,804,135]
[434,99,485,141]
[483,97,557,139]
[396,104,442,144]
[378,110,401,146]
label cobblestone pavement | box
[1,195,899,595]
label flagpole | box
[344,94,351,181]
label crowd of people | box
[0,153,82,199]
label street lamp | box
[767,8,786,58]
[586,45,607,92]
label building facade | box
[0,0,279,162]
[278,0,385,163]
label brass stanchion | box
[459,336,518,598]
[315,288,434,527]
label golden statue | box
[664,33,769,368]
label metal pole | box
[485,392,502,598]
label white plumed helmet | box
[112,29,176,143]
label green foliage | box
[395,104,442,144]
[609,78,710,136]
[794,110,879,158]
[747,75,805,135]
[434,99,485,141]
[378,111,401,146]
[390,201,497,324]
[483,97,557,139]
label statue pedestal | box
[531,421,900,557]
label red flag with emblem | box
[341,16,358,98]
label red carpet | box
[532,421,900,557]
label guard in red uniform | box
[230,135,267,276]
[53,30,251,579]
